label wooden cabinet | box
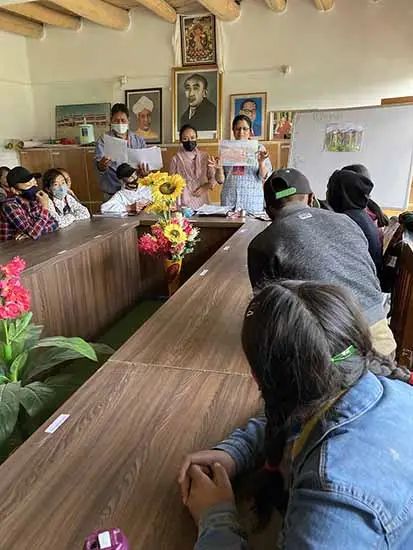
[49,149,89,203]
[20,150,51,176]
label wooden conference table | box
[0,216,265,549]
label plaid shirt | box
[0,197,58,241]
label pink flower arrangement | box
[0,257,31,320]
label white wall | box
[5,0,413,142]
[0,31,34,144]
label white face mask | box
[111,123,129,135]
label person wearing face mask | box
[95,103,149,200]
[42,169,90,229]
[210,115,272,214]
[169,124,219,210]
[100,163,152,215]
[0,167,58,241]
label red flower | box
[138,234,160,255]
[182,218,193,235]
[0,257,26,279]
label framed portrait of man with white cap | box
[125,87,162,144]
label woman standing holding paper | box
[95,103,149,200]
[169,124,218,210]
[211,115,272,214]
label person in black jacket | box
[327,169,383,276]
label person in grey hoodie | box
[247,168,395,357]
[178,281,413,550]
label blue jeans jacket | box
[196,372,413,549]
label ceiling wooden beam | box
[314,0,334,11]
[196,0,240,21]
[49,0,130,30]
[265,0,287,12]
[2,3,81,30]
[0,10,43,38]
[134,0,177,23]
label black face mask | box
[182,140,197,152]
[20,185,39,201]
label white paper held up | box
[128,147,163,170]
[219,140,259,167]
[103,135,128,164]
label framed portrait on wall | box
[269,110,295,140]
[125,88,162,144]
[172,66,222,143]
[180,14,217,66]
[229,93,267,140]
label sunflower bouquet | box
[137,172,200,261]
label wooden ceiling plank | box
[2,3,81,30]
[0,10,43,38]
[314,0,334,11]
[133,0,177,23]
[196,0,240,21]
[48,0,130,30]
[265,0,287,12]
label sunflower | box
[163,223,187,244]
[152,174,186,202]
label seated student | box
[342,163,389,229]
[179,281,413,550]
[55,167,78,199]
[247,168,395,357]
[100,163,152,215]
[0,167,57,241]
[42,168,90,229]
[0,166,10,202]
[327,168,383,275]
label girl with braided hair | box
[179,280,413,549]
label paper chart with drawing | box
[219,140,259,167]
[324,123,364,152]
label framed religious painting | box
[229,93,267,140]
[125,88,162,145]
[180,14,216,66]
[172,66,222,143]
[269,110,295,140]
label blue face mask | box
[52,183,68,200]
[21,185,39,201]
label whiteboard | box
[288,105,413,209]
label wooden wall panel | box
[22,227,141,339]
[50,148,89,203]
[20,150,52,180]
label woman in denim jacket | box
[179,280,413,549]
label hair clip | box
[245,309,254,317]
[332,345,357,364]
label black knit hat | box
[327,169,373,212]
[116,163,135,180]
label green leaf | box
[20,324,43,351]
[91,343,114,356]
[9,352,28,382]
[0,382,21,446]
[23,347,98,383]
[33,337,97,362]
[18,382,56,417]
[13,313,33,341]
[0,375,10,384]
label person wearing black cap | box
[248,168,396,358]
[0,167,58,241]
[100,163,152,215]
[327,169,383,275]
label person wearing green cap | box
[247,168,396,358]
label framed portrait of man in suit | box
[172,66,222,143]
[230,93,267,140]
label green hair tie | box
[332,345,356,364]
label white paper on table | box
[103,134,128,164]
[219,140,259,167]
[128,146,163,170]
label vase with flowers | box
[137,172,199,296]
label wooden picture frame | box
[180,14,217,66]
[268,110,295,140]
[229,93,267,140]
[125,87,163,145]
[172,66,222,143]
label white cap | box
[133,96,154,114]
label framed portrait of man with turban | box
[125,88,163,144]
